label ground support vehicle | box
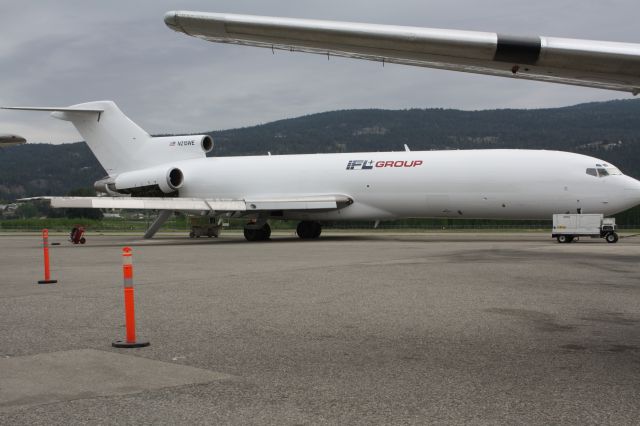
[69,226,86,244]
[189,216,222,238]
[552,214,618,243]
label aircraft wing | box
[164,11,640,94]
[23,195,353,212]
[0,134,26,147]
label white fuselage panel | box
[172,149,640,220]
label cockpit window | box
[587,165,622,177]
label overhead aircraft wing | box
[22,195,353,212]
[164,11,640,94]
[0,134,26,147]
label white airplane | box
[3,13,640,242]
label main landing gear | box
[243,222,271,241]
[296,221,322,239]
[242,220,323,241]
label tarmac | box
[1,231,639,425]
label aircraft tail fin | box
[3,101,150,175]
[3,101,213,177]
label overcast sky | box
[1,0,638,144]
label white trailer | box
[552,214,618,243]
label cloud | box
[1,0,638,143]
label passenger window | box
[586,168,597,177]
[597,168,609,177]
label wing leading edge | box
[165,11,640,93]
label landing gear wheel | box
[243,223,271,241]
[261,223,271,240]
[296,221,322,239]
[606,232,619,243]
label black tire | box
[297,221,322,239]
[311,222,322,238]
[261,223,271,240]
[557,235,568,243]
[79,237,86,244]
[296,222,307,239]
[606,232,619,243]
[244,223,271,241]
[243,228,258,241]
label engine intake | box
[201,135,213,153]
[168,167,184,189]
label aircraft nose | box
[623,176,640,204]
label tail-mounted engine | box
[93,134,212,196]
[95,166,184,197]
[153,134,213,155]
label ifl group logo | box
[346,159,423,170]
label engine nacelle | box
[111,166,184,195]
[152,134,213,155]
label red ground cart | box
[69,226,86,244]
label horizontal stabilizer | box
[1,106,103,113]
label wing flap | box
[245,195,352,211]
[164,11,640,93]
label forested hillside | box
[1,99,640,201]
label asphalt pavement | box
[1,231,639,424]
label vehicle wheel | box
[244,223,271,241]
[311,222,322,238]
[297,221,322,239]
[606,232,619,243]
[261,223,271,240]
[80,237,86,244]
[189,231,195,238]
[557,235,568,243]
[244,228,257,241]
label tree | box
[15,203,38,219]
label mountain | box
[1,99,640,201]
[0,142,103,201]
